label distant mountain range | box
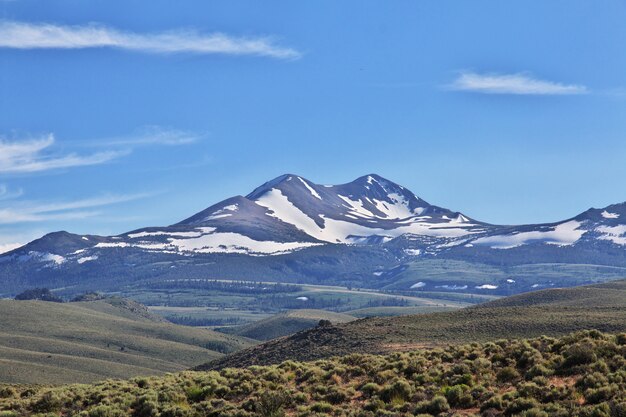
[2,174,626,296]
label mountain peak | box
[246,174,307,199]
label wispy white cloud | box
[0,134,126,173]
[0,184,23,200]
[0,192,152,225]
[0,20,301,59]
[447,71,588,95]
[98,126,206,147]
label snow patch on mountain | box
[601,210,620,219]
[297,177,321,200]
[596,224,626,245]
[168,231,320,255]
[476,284,498,290]
[471,220,586,249]
[78,255,98,264]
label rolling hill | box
[200,279,626,370]
[0,298,254,384]
[219,309,356,341]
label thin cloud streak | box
[0,20,301,59]
[447,71,588,95]
[0,192,153,225]
[99,126,206,147]
[0,134,126,173]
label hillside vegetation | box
[1,331,625,416]
[220,309,356,341]
[0,298,253,384]
[203,280,626,370]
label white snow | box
[296,296,309,301]
[471,220,585,249]
[77,255,98,264]
[95,242,131,248]
[507,279,516,283]
[338,195,377,218]
[596,224,626,245]
[370,193,415,219]
[297,177,322,200]
[404,249,422,256]
[205,204,239,220]
[168,231,321,255]
[601,210,620,219]
[373,271,384,276]
[436,284,468,290]
[410,282,426,289]
[475,284,498,290]
[255,188,329,237]
[127,230,204,239]
[257,189,479,243]
[42,253,65,265]
[81,236,89,241]
[205,213,232,220]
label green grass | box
[2,331,625,417]
[203,279,626,370]
[383,259,626,294]
[0,298,254,384]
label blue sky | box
[1,0,626,252]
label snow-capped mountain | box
[2,174,626,295]
[178,173,483,248]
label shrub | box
[380,379,412,404]
[521,408,549,417]
[562,344,597,368]
[422,395,450,414]
[131,394,159,417]
[360,383,381,398]
[309,401,333,413]
[611,402,626,417]
[30,391,63,413]
[256,391,289,417]
[497,366,520,383]
[444,384,475,408]
[0,386,15,399]
[88,405,127,417]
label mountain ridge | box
[2,173,626,296]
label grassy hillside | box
[0,298,254,384]
[2,331,625,416]
[382,259,626,295]
[346,305,458,318]
[219,309,356,341]
[202,280,626,370]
